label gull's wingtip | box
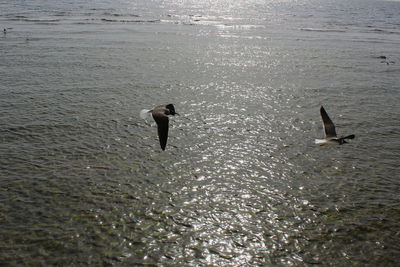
[344,134,355,139]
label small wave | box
[300,28,346,33]
[101,18,159,23]
[12,18,61,23]
[366,28,400,35]
[102,12,140,17]
[53,12,70,17]
[4,13,29,19]
[73,22,98,25]
[215,24,265,30]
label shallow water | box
[1,0,400,265]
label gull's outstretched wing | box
[153,114,169,150]
[320,106,337,138]
[152,106,169,150]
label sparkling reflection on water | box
[1,0,400,265]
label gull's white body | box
[315,139,339,145]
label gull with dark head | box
[140,104,178,150]
[315,105,355,145]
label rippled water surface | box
[1,0,400,265]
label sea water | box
[1,0,400,265]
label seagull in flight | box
[315,105,355,145]
[140,104,178,150]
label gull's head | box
[166,104,178,115]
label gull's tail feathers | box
[140,109,152,120]
[315,139,327,145]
